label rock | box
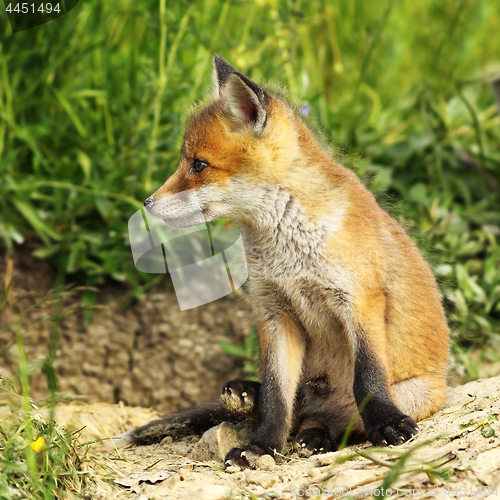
[254,454,276,470]
[191,423,247,462]
[234,421,256,442]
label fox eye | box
[192,159,208,174]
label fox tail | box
[113,380,260,446]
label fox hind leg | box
[296,425,336,454]
[220,379,260,420]
[391,375,447,423]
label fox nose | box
[144,196,155,211]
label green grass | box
[0,407,91,500]
[0,3,500,494]
[0,0,499,366]
[0,284,101,499]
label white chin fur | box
[159,213,205,228]
[149,189,206,227]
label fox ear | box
[213,55,236,95]
[224,73,268,134]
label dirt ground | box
[0,242,253,412]
[2,243,500,499]
[47,375,500,499]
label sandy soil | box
[51,375,500,500]
[0,242,253,412]
[2,242,500,499]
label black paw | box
[366,415,419,446]
[224,444,266,469]
[296,427,336,454]
[220,380,260,420]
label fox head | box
[144,55,333,229]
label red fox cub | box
[126,55,449,468]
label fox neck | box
[216,173,342,268]
[236,182,312,234]
[238,188,329,269]
[234,146,345,239]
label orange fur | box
[144,56,450,462]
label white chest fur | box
[239,190,354,337]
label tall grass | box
[0,282,98,498]
[0,0,499,363]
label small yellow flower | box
[30,436,45,453]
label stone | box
[191,423,247,462]
[254,454,276,470]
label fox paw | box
[224,444,266,469]
[296,427,336,454]
[366,415,419,446]
[220,380,260,420]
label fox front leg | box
[224,316,305,469]
[354,335,419,445]
[351,292,419,446]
